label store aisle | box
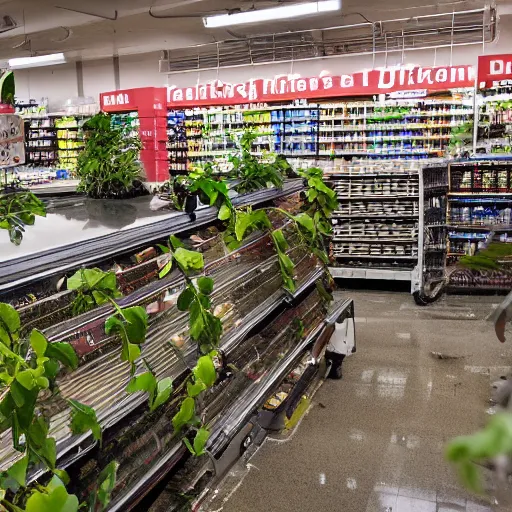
[215,291,512,512]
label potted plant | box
[76,113,145,199]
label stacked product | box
[160,94,472,177]
[447,158,512,290]
[327,160,421,280]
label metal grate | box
[160,8,495,73]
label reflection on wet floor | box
[211,291,512,512]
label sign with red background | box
[478,54,512,87]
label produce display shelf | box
[0,180,304,293]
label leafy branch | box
[67,268,123,316]
[0,303,114,512]
[0,191,46,246]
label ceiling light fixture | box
[204,0,341,28]
[8,53,66,69]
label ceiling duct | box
[160,7,495,73]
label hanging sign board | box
[166,65,475,107]
[478,54,512,88]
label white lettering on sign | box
[340,74,354,87]
[163,64,474,106]
[490,59,512,76]
[103,93,129,107]
[378,69,395,89]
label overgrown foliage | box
[446,413,512,494]
[77,113,143,199]
[0,302,114,511]
[229,131,285,194]
[459,242,512,271]
[0,191,46,245]
[67,268,123,316]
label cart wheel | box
[413,291,429,306]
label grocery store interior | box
[2,0,512,511]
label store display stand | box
[327,162,421,285]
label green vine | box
[0,303,115,512]
[0,192,46,246]
[67,268,123,316]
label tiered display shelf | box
[327,160,421,281]
[447,158,512,291]
[164,96,472,176]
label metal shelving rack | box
[412,162,449,302]
[328,162,421,282]
[446,157,512,291]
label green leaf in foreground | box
[172,397,195,433]
[68,399,102,442]
[24,475,79,512]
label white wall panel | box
[14,63,77,111]
[82,59,115,102]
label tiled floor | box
[211,291,512,512]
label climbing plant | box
[228,130,285,194]
[0,302,116,511]
[67,268,123,316]
[0,191,46,245]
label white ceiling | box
[0,0,494,61]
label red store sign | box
[478,54,512,87]
[166,65,475,107]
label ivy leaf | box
[158,258,173,279]
[177,288,195,312]
[193,427,210,456]
[312,247,329,265]
[173,248,204,273]
[172,397,195,433]
[24,476,79,512]
[121,307,148,345]
[193,355,216,388]
[0,302,20,346]
[105,315,123,336]
[197,277,214,296]
[68,399,102,442]
[169,235,184,250]
[187,380,207,398]
[6,454,28,487]
[121,342,140,363]
[157,243,170,254]
[16,370,35,390]
[271,229,289,252]
[44,359,60,381]
[96,461,119,510]
[293,213,315,234]
[457,461,481,494]
[126,372,157,401]
[250,210,271,229]
[234,211,253,241]
[189,301,205,341]
[45,342,79,370]
[218,203,231,221]
[150,377,173,412]
[278,252,295,274]
[30,329,48,357]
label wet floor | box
[210,290,512,512]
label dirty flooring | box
[208,290,512,512]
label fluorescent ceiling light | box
[204,0,341,28]
[9,53,66,69]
